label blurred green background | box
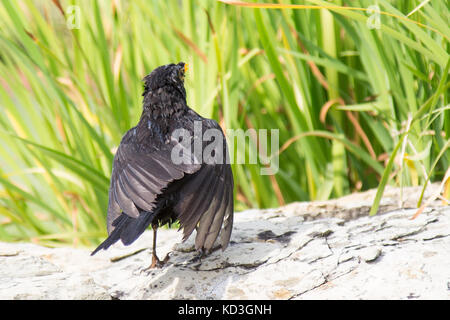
[0,0,448,248]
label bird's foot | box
[140,253,171,274]
[188,245,221,264]
[149,255,164,269]
[188,249,208,264]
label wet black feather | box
[92,62,234,256]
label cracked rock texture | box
[1,184,449,299]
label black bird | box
[91,62,234,268]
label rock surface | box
[0,184,449,300]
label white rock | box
[0,184,448,299]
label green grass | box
[0,0,448,248]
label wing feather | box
[177,167,220,241]
[122,165,155,204]
[202,175,231,250]
[114,175,139,218]
[220,169,234,250]
[173,118,235,251]
[177,162,233,251]
[107,129,200,233]
[119,170,154,212]
[106,117,234,253]
[195,169,226,250]
[176,167,211,220]
[127,164,165,191]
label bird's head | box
[142,62,188,98]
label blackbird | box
[91,62,234,268]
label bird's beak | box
[184,63,189,73]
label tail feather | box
[120,210,158,245]
[91,209,160,256]
[91,214,128,256]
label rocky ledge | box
[0,184,449,299]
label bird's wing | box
[107,129,200,234]
[174,119,234,252]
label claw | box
[150,252,170,268]
[140,252,171,274]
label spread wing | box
[106,128,200,234]
[174,119,234,252]
[107,117,234,252]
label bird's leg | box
[149,224,170,269]
[150,225,161,268]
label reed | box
[0,0,448,247]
